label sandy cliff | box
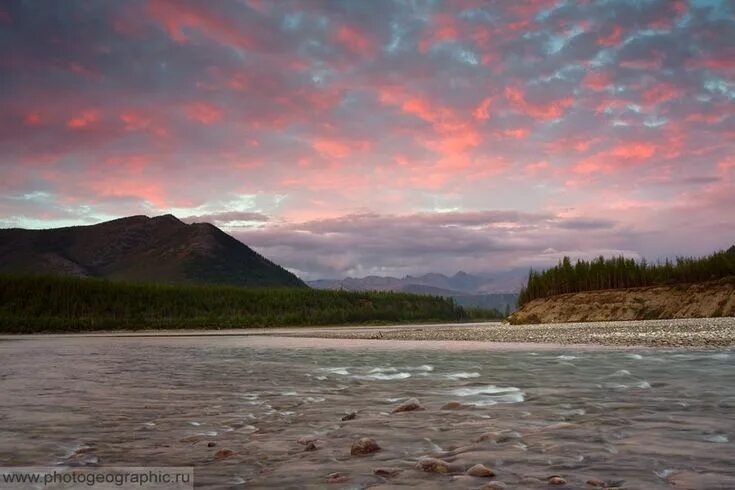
[509,279,735,324]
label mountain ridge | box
[307,271,520,310]
[0,215,305,288]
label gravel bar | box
[281,317,735,347]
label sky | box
[1,0,734,280]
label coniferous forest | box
[518,246,735,307]
[0,275,504,333]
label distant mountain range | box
[0,215,305,288]
[308,271,521,310]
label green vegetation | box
[0,275,504,333]
[518,246,735,307]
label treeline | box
[518,246,735,307]
[0,275,504,333]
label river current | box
[0,335,733,489]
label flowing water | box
[0,335,734,489]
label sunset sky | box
[1,0,734,280]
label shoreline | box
[2,317,734,348]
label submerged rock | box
[374,467,402,478]
[548,475,567,485]
[214,449,234,459]
[483,482,508,490]
[467,464,496,477]
[350,437,381,456]
[586,479,605,487]
[326,472,348,483]
[441,401,464,410]
[392,398,425,413]
[341,412,357,421]
[416,457,450,474]
[207,442,216,448]
[303,441,319,451]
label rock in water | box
[214,449,234,459]
[483,482,508,490]
[392,397,425,413]
[467,464,496,477]
[374,467,402,478]
[350,437,381,456]
[548,475,567,485]
[416,457,450,474]
[326,472,348,483]
[586,479,605,487]
[441,401,464,410]
[341,412,357,421]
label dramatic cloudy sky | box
[1,0,734,280]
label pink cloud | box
[504,85,574,120]
[333,25,375,57]
[185,102,223,125]
[597,25,622,46]
[473,97,493,121]
[66,110,99,129]
[24,112,42,126]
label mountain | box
[307,271,521,310]
[0,214,305,288]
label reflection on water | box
[0,336,734,489]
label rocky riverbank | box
[280,317,735,347]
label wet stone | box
[467,464,496,477]
[326,472,348,483]
[374,467,402,478]
[350,437,381,456]
[416,457,450,474]
[548,475,567,485]
[441,401,464,410]
[214,449,234,459]
[341,412,357,421]
[392,397,424,413]
[483,482,508,490]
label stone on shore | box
[350,437,381,456]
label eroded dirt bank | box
[509,280,735,324]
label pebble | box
[467,464,495,477]
[350,437,381,456]
[416,457,450,474]
[392,397,424,413]
[214,449,234,459]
